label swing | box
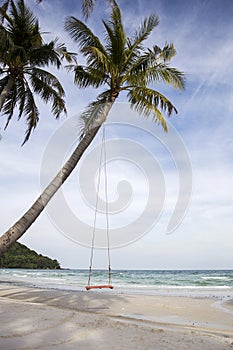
[85,126,113,291]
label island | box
[0,242,60,269]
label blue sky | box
[0,0,233,269]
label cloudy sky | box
[0,0,233,269]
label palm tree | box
[0,0,72,144]
[0,0,184,254]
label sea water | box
[0,269,233,299]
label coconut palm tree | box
[0,0,185,254]
[0,0,73,144]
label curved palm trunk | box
[0,100,115,255]
[0,77,14,111]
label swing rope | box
[87,125,112,288]
[103,126,112,285]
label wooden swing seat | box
[85,284,114,291]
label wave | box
[202,276,230,280]
[1,269,233,292]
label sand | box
[0,284,233,349]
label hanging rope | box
[87,125,112,288]
[103,126,111,285]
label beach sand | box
[0,284,232,349]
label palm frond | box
[125,47,185,90]
[79,90,112,137]
[17,78,26,120]
[102,1,126,66]
[28,67,66,118]
[159,43,177,62]
[130,14,159,51]
[121,14,159,73]
[82,0,96,20]
[2,82,17,128]
[30,41,61,68]
[127,87,179,131]
[9,0,40,45]
[10,0,37,25]
[0,39,15,65]
[29,67,65,93]
[65,16,105,54]
[0,1,10,24]
[82,46,109,70]
[73,65,108,88]
[102,20,114,49]
[146,63,185,89]
[21,79,39,145]
[56,42,77,63]
[0,75,9,94]
[143,43,177,64]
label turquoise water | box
[0,269,233,298]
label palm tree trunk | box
[0,98,115,255]
[0,77,14,111]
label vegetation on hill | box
[0,242,60,269]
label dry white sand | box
[0,283,233,349]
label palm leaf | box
[30,41,61,68]
[122,14,159,73]
[65,16,105,54]
[28,67,66,118]
[127,86,179,131]
[0,75,9,93]
[146,63,185,89]
[22,79,39,144]
[73,65,108,88]
[80,90,112,137]
[159,43,177,62]
[82,0,96,20]
[130,14,159,51]
[82,46,109,71]
[125,47,185,89]
[2,82,17,128]
[17,78,26,120]
[102,1,126,67]
[56,42,77,64]
[0,2,13,26]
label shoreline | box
[1,280,233,301]
[0,283,233,349]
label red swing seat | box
[85,284,114,291]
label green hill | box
[0,242,60,269]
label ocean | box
[0,269,233,299]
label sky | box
[0,0,233,270]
